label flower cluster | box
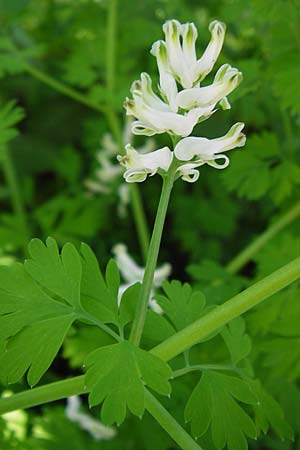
[119,19,246,183]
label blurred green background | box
[0,0,300,449]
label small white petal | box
[174,122,246,161]
[177,163,201,182]
[118,144,173,183]
[163,20,194,88]
[176,64,242,110]
[181,22,198,68]
[206,154,230,169]
[192,20,226,83]
[151,40,178,112]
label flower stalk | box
[129,168,176,345]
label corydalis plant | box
[120,19,245,183]
[0,16,297,450]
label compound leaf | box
[221,317,251,365]
[25,237,82,308]
[185,371,257,450]
[156,280,206,331]
[80,243,119,324]
[85,341,172,425]
[251,380,293,441]
[0,238,121,386]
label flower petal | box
[163,20,194,88]
[174,122,246,161]
[118,145,173,183]
[151,40,178,112]
[192,20,226,83]
[176,64,242,110]
[176,162,201,182]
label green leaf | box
[80,243,119,324]
[0,239,81,385]
[142,310,175,347]
[85,341,172,425]
[63,324,115,369]
[185,371,257,450]
[188,259,245,305]
[251,380,293,441]
[0,238,120,385]
[118,282,141,329]
[261,337,300,381]
[0,100,25,148]
[156,280,206,331]
[221,317,251,364]
[25,237,82,308]
[221,132,279,200]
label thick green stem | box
[145,390,202,450]
[151,256,300,361]
[227,202,300,274]
[129,175,174,345]
[0,376,87,415]
[1,145,30,256]
[0,380,201,450]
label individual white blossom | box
[161,19,226,88]
[175,122,246,181]
[124,73,213,137]
[66,396,116,441]
[117,143,173,183]
[85,120,156,214]
[119,18,245,183]
[176,64,242,110]
[112,243,171,313]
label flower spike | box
[121,18,245,183]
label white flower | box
[120,18,245,182]
[66,396,116,441]
[124,73,214,137]
[85,120,157,214]
[117,143,173,183]
[175,122,246,181]
[176,64,242,110]
[113,243,171,314]
[161,19,226,88]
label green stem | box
[129,174,174,345]
[173,364,237,379]
[1,145,30,256]
[151,256,300,362]
[129,184,150,263]
[23,63,105,114]
[78,312,121,342]
[226,202,300,274]
[106,0,117,97]
[0,376,87,415]
[104,1,150,259]
[0,379,201,450]
[145,390,202,450]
